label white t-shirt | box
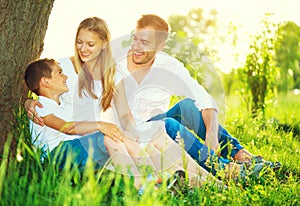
[30,96,80,152]
[117,50,218,125]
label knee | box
[104,136,120,153]
[163,118,180,138]
[164,117,179,128]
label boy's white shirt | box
[30,96,80,152]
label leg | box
[162,117,214,172]
[121,135,158,172]
[104,137,145,189]
[149,98,244,159]
[51,131,144,189]
[50,131,110,170]
[145,130,222,187]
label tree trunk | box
[0,0,55,154]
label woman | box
[25,17,223,189]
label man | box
[115,14,280,172]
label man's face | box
[131,27,162,65]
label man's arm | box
[173,58,220,152]
[202,108,220,153]
[175,60,218,110]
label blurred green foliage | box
[166,9,300,118]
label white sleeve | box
[174,60,218,111]
[35,97,57,118]
[36,106,53,118]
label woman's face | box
[76,28,104,64]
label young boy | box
[24,58,133,172]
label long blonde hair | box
[74,17,115,111]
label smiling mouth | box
[134,51,144,57]
[80,52,89,58]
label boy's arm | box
[42,114,124,142]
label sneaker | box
[166,170,186,190]
[252,156,282,170]
[236,155,281,170]
[249,162,265,177]
[138,171,182,196]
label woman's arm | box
[24,99,45,126]
[113,80,138,135]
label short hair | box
[24,58,56,95]
[137,14,169,32]
[136,14,170,43]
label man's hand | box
[24,99,44,126]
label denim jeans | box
[50,131,109,171]
[148,98,244,173]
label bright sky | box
[42,0,300,73]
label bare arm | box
[42,114,124,142]
[24,99,44,126]
[202,108,220,154]
[113,80,138,136]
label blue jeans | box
[50,131,109,171]
[148,98,244,172]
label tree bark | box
[0,0,55,154]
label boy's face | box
[47,64,69,94]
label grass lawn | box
[0,93,299,205]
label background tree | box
[274,21,300,93]
[243,14,278,117]
[0,0,55,154]
[163,8,300,120]
[165,8,226,121]
[167,8,220,65]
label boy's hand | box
[24,99,44,126]
[98,122,125,143]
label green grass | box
[1,94,299,206]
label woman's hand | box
[24,99,44,126]
[98,122,125,142]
